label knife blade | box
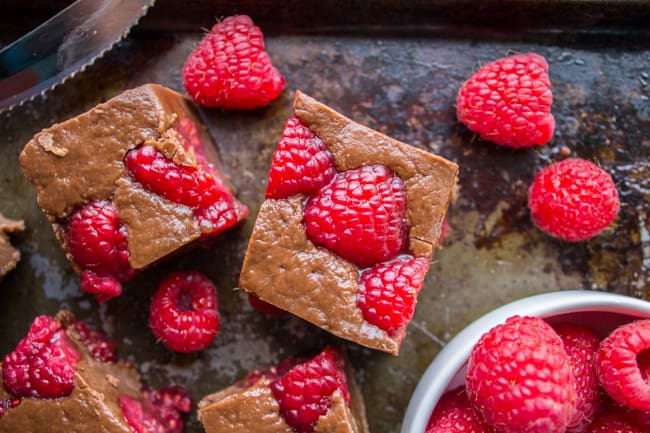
[0,0,155,112]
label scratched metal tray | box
[1,1,649,432]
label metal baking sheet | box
[1,1,649,432]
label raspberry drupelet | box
[239,91,458,355]
[19,84,248,303]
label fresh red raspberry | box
[456,52,555,148]
[585,412,644,433]
[149,271,220,353]
[554,323,601,433]
[2,316,80,399]
[270,347,350,433]
[426,387,494,433]
[143,386,193,433]
[357,255,429,336]
[68,200,136,302]
[125,145,247,236]
[265,117,336,199]
[73,320,117,363]
[304,165,407,269]
[466,315,576,433]
[597,319,650,411]
[80,271,123,304]
[528,158,619,242]
[182,15,285,109]
[248,294,288,317]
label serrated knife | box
[0,0,155,112]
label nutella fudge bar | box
[0,311,190,433]
[198,346,368,433]
[19,84,248,302]
[239,91,458,355]
[0,212,24,278]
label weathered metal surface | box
[0,2,649,433]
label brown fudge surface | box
[197,358,368,433]
[19,83,232,271]
[0,316,141,433]
[239,91,459,355]
[0,213,24,277]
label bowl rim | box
[400,290,650,433]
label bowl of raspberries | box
[401,290,650,433]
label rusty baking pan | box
[0,1,649,432]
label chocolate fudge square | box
[239,91,458,355]
[198,346,369,433]
[1,312,146,433]
[19,84,247,301]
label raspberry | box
[125,144,247,236]
[68,200,136,302]
[596,319,650,411]
[120,385,191,433]
[80,271,123,304]
[465,315,575,433]
[182,15,285,109]
[304,165,407,269]
[357,255,429,336]
[142,386,193,433]
[265,117,336,199]
[73,320,117,363]
[528,158,619,241]
[2,316,80,399]
[456,52,554,148]
[149,271,220,352]
[585,412,643,433]
[270,347,350,433]
[554,323,601,433]
[426,387,494,433]
[248,294,288,317]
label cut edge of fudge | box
[0,312,141,433]
[19,83,247,274]
[239,91,458,355]
[197,347,369,433]
[0,212,24,278]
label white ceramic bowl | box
[401,290,650,433]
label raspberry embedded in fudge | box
[19,84,248,302]
[0,312,190,433]
[197,346,369,433]
[239,91,458,355]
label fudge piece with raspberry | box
[197,346,369,433]
[0,311,190,433]
[0,212,23,278]
[239,91,458,355]
[19,84,248,302]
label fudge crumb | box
[145,128,196,167]
[106,374,120,388]
[37,132,69,157]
